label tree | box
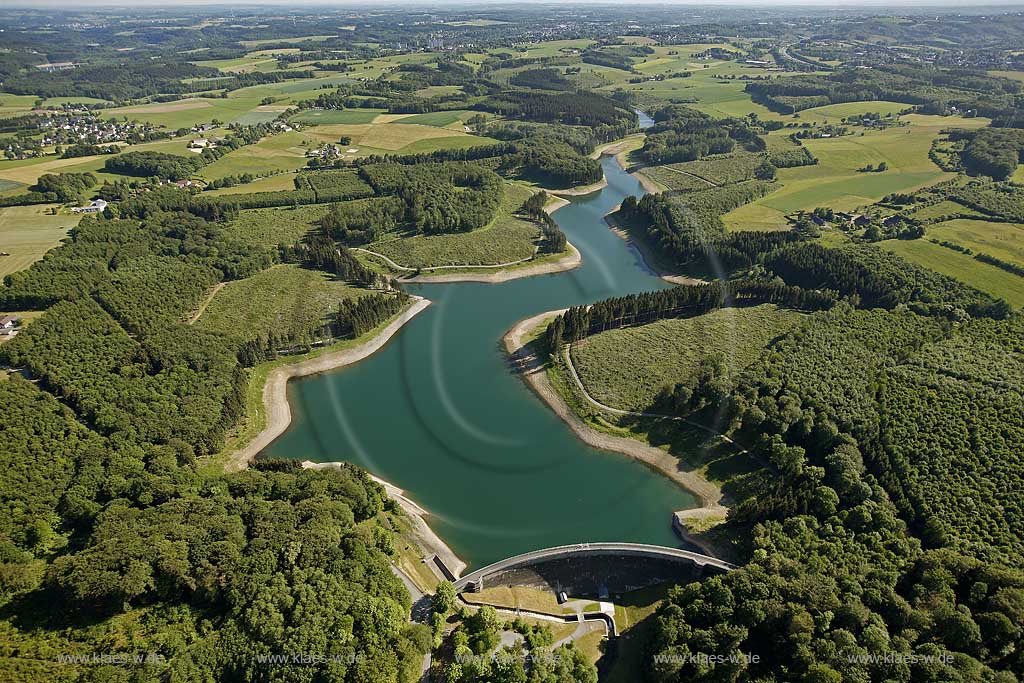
[434,580,456,615]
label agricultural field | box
[199,132,310,179]
[723,113,989,231]
[366,183,541,268]
[880,238,1024,308]
[390,110,472,128]
[239,35,338,48]
[0,92,36,117]
[222,203,327,247]
[571,304,804,411]
[926,218,1024,267]
[106,97,266,129]
[206,172,297,196]
[790,100,910,125]
[909,199,986,221]
[301,120,497,156]
[290,109,384,125]
[194,263,367,342]
[0,204,80,278]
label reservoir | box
[264,141,700,568]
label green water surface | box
[264,149,703,568]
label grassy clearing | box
[391,110,470,128]
[572,305,804,412]
[0,92,36,117]
[880,238,1024,308]
[368,183,540,268]
[240,35,337,48]
[223,204,326,247]
[910,200,985,221]
[304,122,495,155]
[291,109,384,125]
[413,85,464,99]
[463,586,575,615]
[192,55,283,74]
[0,205,81,277]
[207,172,297,196]
[194,264,367,341]
[106,97,264,129]
[927,219,1024,267]
[793,100,910,125]
[199,134,309,180]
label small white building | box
[0,315,19,336]
[72,199,108,214]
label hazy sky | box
[6,0,1024,6]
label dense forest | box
[617,183,792,270]
[642,105,765,165]
[0,163,424,681]
[643,305,1024,682]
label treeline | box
[2,58,314,101]
[542,280,837,354]
[933,238,1024,277]
[509,67,574,91]
[1,61,220,100]
[0,377,431,680]
[645,304,1024,681]
[1,297,245,452]
[0,171,98,207]
[1,209,263,311]
[581,44,653,72]
[320,196,406,245]
[955,127,1024,180]
[618,182,786,270]
[518,190,567,253]
[745,63,1024,123]
[104,150,205,181]
[476,91,637,129]
[281,236,383,289]
[237,291,409,365]
[762,242,1011,318]
[642,104,764,165]
[60,142,119,158]
[104,124,276,182]
[767,142,817,168]
[31,172,96,202]
[227,170,374,209]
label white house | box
[72,199,108,214]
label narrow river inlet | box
[264,151,701,569]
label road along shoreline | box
[502,311,730,557]
[222,296,432,472]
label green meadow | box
[723,113,989,231]
[570,304,804,412]
[880,238,1024,308]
